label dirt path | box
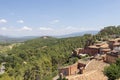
[53,75,59,80]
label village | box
[58,38,120,80]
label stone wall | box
[59,63,78,76]
[84,48,99,56]
[59,68,69,76]
[69,63,78,75]
[105,54,117,63]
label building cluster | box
[58,38,120,79]
[72,38,120,63]
[59,59,88,77]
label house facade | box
[58,60,88,77]
[58,38,120,80]
[58,63,78,76]
[105,51,120,63]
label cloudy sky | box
[0,0,120,37]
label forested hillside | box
[98,26,120,38]
[0,26,120,80]
[0,35,93,80]
[0,35,38,43]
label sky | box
[0,0,120,37]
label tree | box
[116,58,120,66]
[23,66,40,80]
[104,58,120,80]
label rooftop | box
[100,43,109,48]
[66,59,109,80]
[88,45,99,49]
[101,48,111,52]
[107,51,120,57]
[109,38,120,42]
[113,42,120,46]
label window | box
[63,70,67,75]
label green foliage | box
[98,26,120,39]
[0,73,13,80]
[104,64,120,80]
[104,58,120,80]
[0,36,91,80]
[2,25,120,80]
[116,58,120,66]
[68,57,78,65]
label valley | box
[0,26,120,80]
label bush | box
[104,58,120,80]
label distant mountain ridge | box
[0,35,39,43]
[57,30,99,38]
[0,30,99,42]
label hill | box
[1,26,120,80]
[0,35,39,43]
[57,30,98,38]
[0,35,93,80]
[98,26,120,37]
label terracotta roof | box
[109,39,116,42]
[96,43,103,46]
[92,41,108,48]
[95,42,105,45]
[100,43,109,48]
[107,52,119,57]
[75,48,83,51]
[115,38,120,41]
[101,48,111,52]
[111,50,118,53]
[113,42,120,46]
[109,38,120,42]
[88,45,99,49]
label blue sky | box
[0,0,120,37]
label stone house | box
[109,38,120,50]
[58,63,78,77]
[58,59,89,77]
[105,51,120,63]
[58,38,120,80]
[84,42,110,56]
[84,45,99,56]
[72,48,84,56]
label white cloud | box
[21,26,32,31]
[0,19,7,23]
[17,20,24,23]
[50,19,60,24]
[1,27,7,30]
[39,27,53,31]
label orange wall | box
[70,63,78,75]
[84,48,99,56]
[59,63,78,76]
[106,54,117,63]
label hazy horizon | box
[0,0,120,37]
